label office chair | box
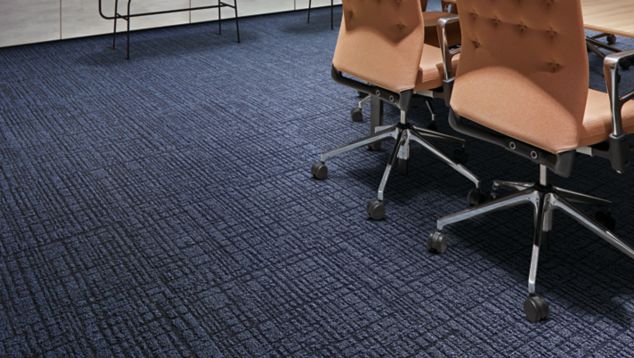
[307,0,335,30]
[311,0,481,221]
[426,0,634,322]
[349,0,460,124]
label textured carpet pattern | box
[1,3,634,357]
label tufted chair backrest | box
[450,0,590,152]
[332,0,425,93]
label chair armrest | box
[437,15,460,80]
[603,49,634,172]
[436,15,460,105]
[603,49,634,136]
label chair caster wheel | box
[595,211,616,231]
[452,147,468,164]
[311,161,328,180]
[523,294,549,323]
[467,188,489,207]
[607,34,617,45]
[427,231,447,254]
[397,158,408,175]
[351,107,363,122]
[367,199,385,220]
[426,121,438,131]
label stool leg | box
[125,0,131,60]
[330,0,334,30]
[112,0,119,49]
[234,0,240,43]
[218,0,222,35]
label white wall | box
[0,0,336,48]
[190,0,295,23]
[62,0,114,39]
[295,0,342,11]
[61,0,190,39]
[0,0,61,47]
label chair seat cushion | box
[580,89,634,147]
[451,67,634,153]
[414,44,458,92]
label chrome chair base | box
[428,165,634,322]
[312,112,480,220]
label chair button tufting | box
[547,62,562,72]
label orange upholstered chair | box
[427,0,634,322]
[311,0,480,220]
[350,0,461,124]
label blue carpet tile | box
[1,3,634,357]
